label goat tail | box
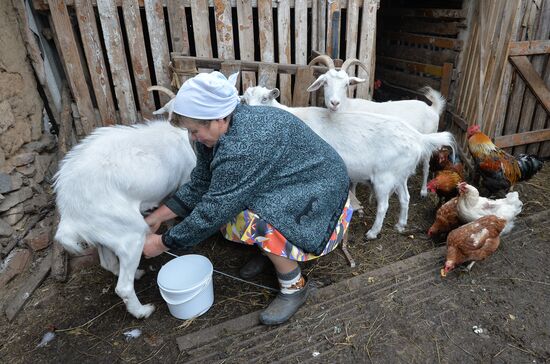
[421,86,446,116]
[420,131,456,160]
[54,220,85,255]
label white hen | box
[456,182,522,234]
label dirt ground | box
[0,166,548,363]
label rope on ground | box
[164,251,278,292]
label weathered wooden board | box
[509,40,550,56]
[257,0,274,62]
[75,0,116,125]
[191,0,213,58]
[383,32,463,50]
[277,0,292,105]
[357,0,379,99]
[383,8,466,19]
[220,61,242,92]
[379,46,458,65]
[326,0,341,59]
[377,56,444,77]
[214,0,235,59]
[145,0,172,105]
[167,0,190,55]
[122,0,156,118]
[48,0,97,134]
[5,252,52,321]
[509,56,550,115]
[236,0,256,90]
[292,66,314,107]
[384,19,465,36]
[97,0,139,124]
[258,63,278,89]
[376,68,439,91]
[495,128,550,148]
[294,0,307,65]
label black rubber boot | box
[239,254,270,279]
[259,279,310,325]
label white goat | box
[306,56,446,197]
[242,86,455,239]
[54,120,196,318]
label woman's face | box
[180,117,229,148]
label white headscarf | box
[173,71,240,120]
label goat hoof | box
[133,304,155,319]
[134,269,146,280]
[365,231,378,240]
[395,224,406,233]
[420,189,428,197]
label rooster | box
[441,215,507,277]
[456,182,522,234]
[467,125,543,195]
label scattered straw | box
[485,277,550,286]
[439,316,476,359]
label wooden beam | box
[377,56,443,77]
[383,19,466,36]
[509,56,550,114]
[34,0,323,10]
[383,32,463,50]
[509,40,550,56]
[5,252,52,321]
[495,129,550,148]
[382,8,466,19]
[172,55,330,75]
[447,110,468,132]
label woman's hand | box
[145,215,162,234]
[143,233,168,258]
[144,205,178,233]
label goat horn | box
[341,58,370,75]
[147,85,176,99]
[308,55,335,69]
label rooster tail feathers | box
[517,154,543,181]
[421,86,446,116]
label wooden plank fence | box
[450,0,550,158]
[33,0,379,133]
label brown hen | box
[428,197,460,237]
[441,215,507,277]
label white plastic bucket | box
[157,254,214,320]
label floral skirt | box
[221,198,353,261]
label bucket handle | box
[160,277,212,306]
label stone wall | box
[0,1,57,266]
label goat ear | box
[228,72,240,86]
[349,77,366,86]
[269,88,280,100]
[307,76,326,92]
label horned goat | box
[242,86,455,239]
[54,120,196,319]
[306,55,446,197]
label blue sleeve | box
[163,143,212,218]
